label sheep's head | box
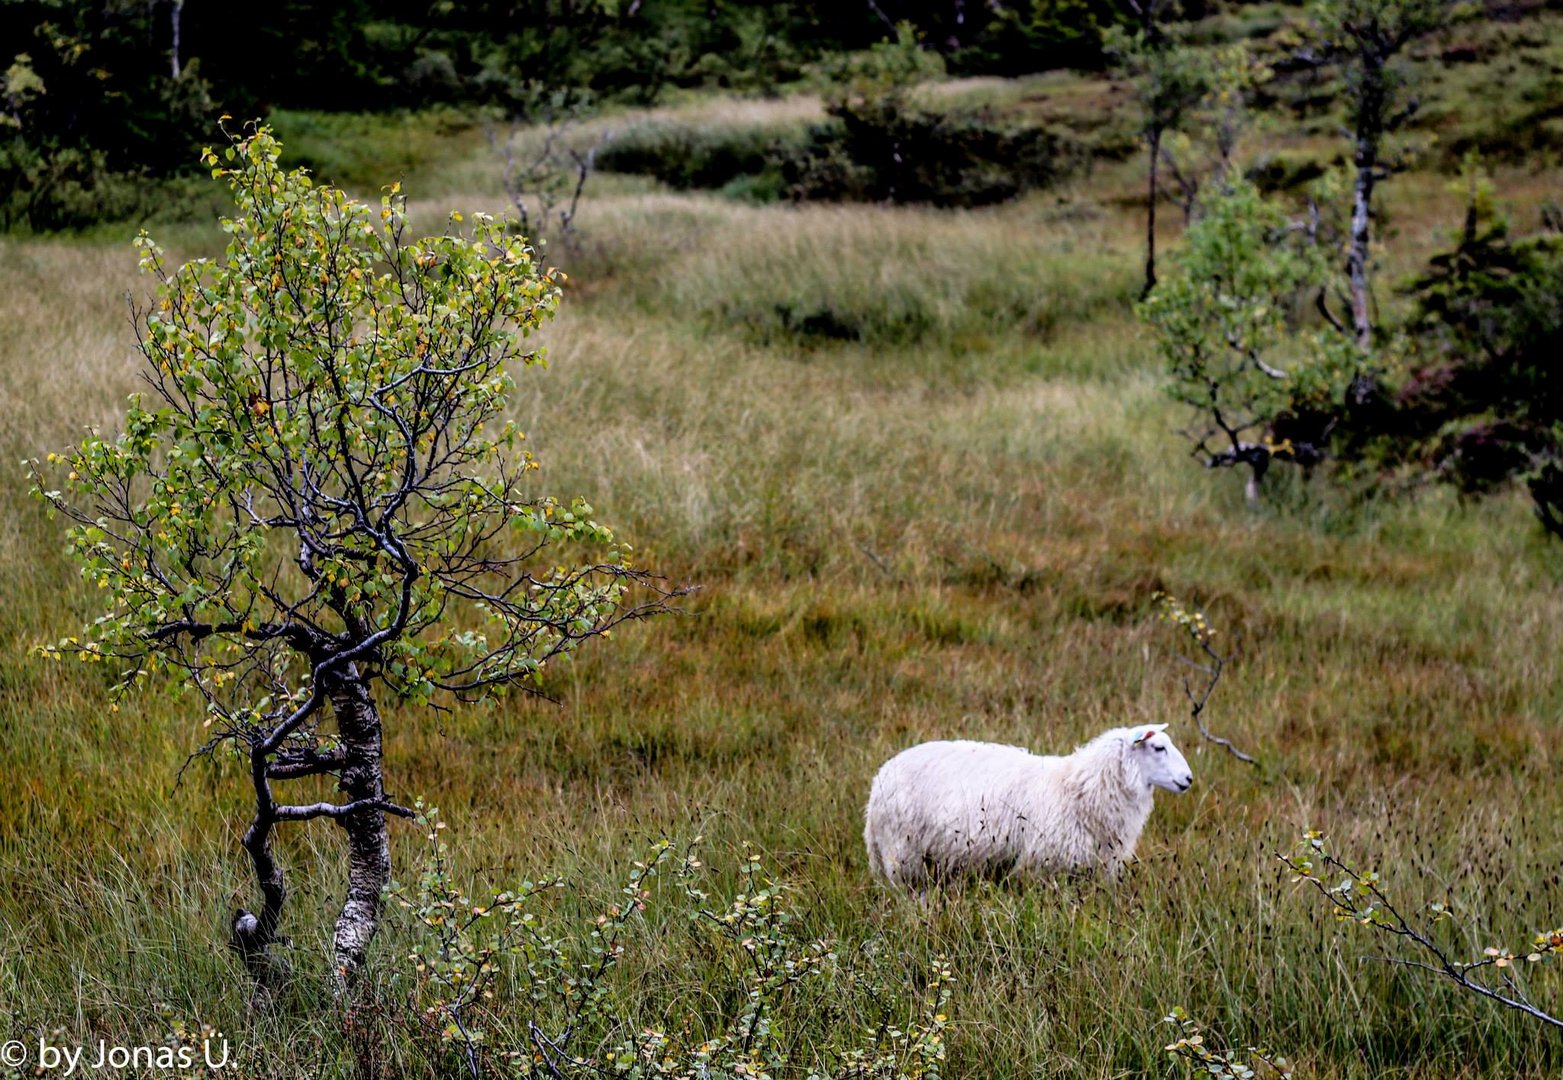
[1130,725,1193,793]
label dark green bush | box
[0,140,154,233]
[596,121,806,191]
[780,101,1089,208]
[597,27,1086,212]
[1245,151,1332,194]
[775,32,1090,207]
[1352,177,1563,534]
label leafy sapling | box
[28,124,679,1001]
[1139,181,1358,505]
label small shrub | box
[392,806,955,1078]
[780,30,1088,208]
[1162,1008,1292,1078]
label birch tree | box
[1307,0,1458,350]
[29,126,675,1000]
[1140,180,1356,505]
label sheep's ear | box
[1132,724,1169,745]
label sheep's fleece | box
[864,725,1193,889]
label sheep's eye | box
[1154,746,1167,753]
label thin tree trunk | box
[1347,151,1375,351]
[1244,448,1270,509]
[232,749,290,1005]
[1143,126,1161,299]
[1346,52,1385,353]
[327,667,392,990]
[170,0,184,80]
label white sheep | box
[863,724,1193,889]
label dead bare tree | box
[491,97,609,259]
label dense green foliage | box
[0,4,212,229]
[29,128,638,707]
[0,0,1196,231]
[1377,178,1563,531]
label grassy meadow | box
[4,29,1563,1078]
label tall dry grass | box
[3,68,1563,1078]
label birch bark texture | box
[1308,0,1458,350]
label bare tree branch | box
[1281,836,1563,1029]
[1155,593,1258,764]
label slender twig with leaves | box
[1281,831,1563,1029]
[1154,592,1257,764]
